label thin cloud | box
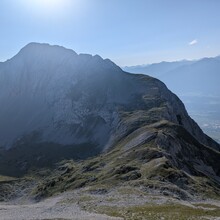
[189,39,198,46]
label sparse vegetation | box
[95,203,220,220]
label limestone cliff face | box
[0,43,219,154]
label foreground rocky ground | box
[1,183,220,220]
[0,192,121,220]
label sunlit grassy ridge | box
[32,120,220,201]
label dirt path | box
[0,194,122,220]
[1,185,220,220]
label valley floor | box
[1,186,220,220]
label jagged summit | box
[12,43,117,67]
[4,43,120,73]
[22,42,76,52]
[16,42,78,59]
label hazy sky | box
[1,0,220,66]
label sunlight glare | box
[21,0,79,19]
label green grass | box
[31,132,220,201]
[15,118,219,203]
[0,175,17,182]
[96,203,220,220]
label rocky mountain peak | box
[17,42,78,60]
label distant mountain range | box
[123,56,220,143]
[0,43,219,202]
[123,56,220,96]
[124,59,194,78]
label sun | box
[21,0,75,19]
[32,0,66,11]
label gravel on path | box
[0,193,122,220]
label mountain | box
[123,57,220,96]
[123,57,220,143]
[0,43,123,150]
[123,60,194,78]
[0,43,220,202]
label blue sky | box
[1,0,220,66]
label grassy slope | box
[96,203,220,220]
[32,120,220,202]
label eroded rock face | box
[0,43,219,155]
[0,43,123,149]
